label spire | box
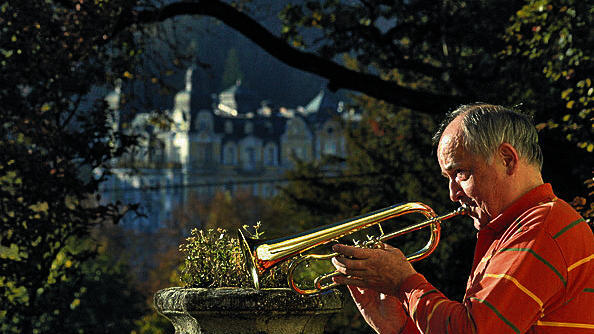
[303,90,324,114]
[106,78,122,111]
[185,66,194,92]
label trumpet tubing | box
[239,202,469,295]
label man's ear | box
[498,143,519,175]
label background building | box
[98,68,358,231]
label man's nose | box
[449,179,463,202]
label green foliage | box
[132,312,174,334]
[61,253,147,333]
[179,226,287,289]
[179,228,252,288]
[183,190,297,237]
[503,0,593,152]
[1,238,146,334]
[280,0,521,97]
[0,0,142,332]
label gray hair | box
[433,103,543,170]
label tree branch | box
[114,0,466,113]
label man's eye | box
[456,170,470,180]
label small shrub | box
[178,225,287,288]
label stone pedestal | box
[154,287,343,334]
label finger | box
[332,258,367,276]
[332,244,375,259]
[332,274,367,288]
[332,255,369,270]
[381,243,402,253]
[331,256,345,269]
[381,243,408,259]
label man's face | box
[437,122,507,229]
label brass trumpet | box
[238,202,469,295]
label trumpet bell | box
[238,229,287,290]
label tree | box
[0,1,140,332]
[175,190,293,237]
[503,0,592,147]
[61,251,147,334]
[92,221,182,334]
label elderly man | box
[332,103,593,333]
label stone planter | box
[154,287,344,334]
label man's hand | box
[347,286,409,334]
[331,243,417,296]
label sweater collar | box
[482,183,555,234]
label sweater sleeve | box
[397,226,567,334]
[401,314,421,334]
[398,274,478,333]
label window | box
[323,141,336,155]
[264,144,277,166]
[223,144,236,165]
[245,122,253,134]
[245,147,256,169]
[225,121,233,134]
[195,143,212,164]
[197,145,206,162]
[196,112,213,132]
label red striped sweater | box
[397,183,594,333]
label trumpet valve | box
[363,235,383,249]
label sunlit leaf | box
[28,201,49,213]
[561,88,573,99]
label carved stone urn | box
[154,287,343,334]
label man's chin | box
[468,211,488,230]
[472,216,490,230]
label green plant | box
[178,225,287,289]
